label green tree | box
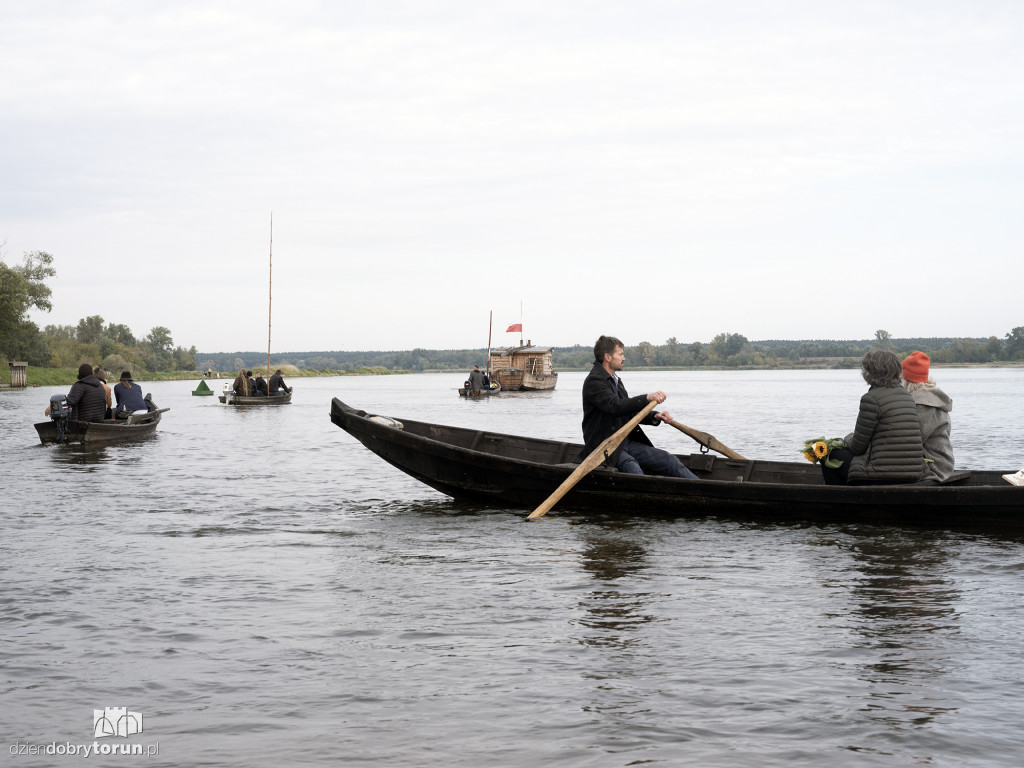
[144,326,175,371]
[636,340,657,366]
[1005,327,1024,360]
[105,322,136,346]
[0,250,56,363]
[75,315,105,344]
[985,336,1003,361]
[708,332,750,363]
[44,323,76,340]
[874,329,894,349]
[173,345,197,370]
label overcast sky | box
[2,1,1022,354]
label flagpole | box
[487,310,493,376]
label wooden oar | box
[528,400,658,519]
[667,419,746,460]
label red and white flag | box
[506,323,522,333]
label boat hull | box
[520,372,558,391]
[458,383,501,398]
[35,410,166,445]
[329,398,1024,528]
[218,392,292,405]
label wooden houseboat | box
[490,341,557,392]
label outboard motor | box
[48,394,72,444]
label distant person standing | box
[902,351,955,482]
[269,369,291,396]
[468,365,485,395]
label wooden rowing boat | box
[220,215,293,408]
[219,391,292,405]
[458,381,501,398]
[329,398,1024,528]
[35,408,169,445]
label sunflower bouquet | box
[801,437,847,468]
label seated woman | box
[113,371,153,418]
[232,368,250,396]
[902,351,955,482]
[821,349,925,485]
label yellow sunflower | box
[813,441,829,460]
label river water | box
[3,368,1024,767]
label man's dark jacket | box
[581,362,659,466]
[66,374,107,423]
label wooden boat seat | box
[685,453,749,479]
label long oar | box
[528,400,658,519]
[667,419,746,460]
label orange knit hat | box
[902,351,930,383]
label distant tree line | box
[43,316,196,375]
[201,327,1024,373]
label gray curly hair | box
[861,348,903,388]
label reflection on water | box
[842,532,962,730]
[38,442,119,467]
[575,521,657,650]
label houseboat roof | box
[491,344,554,356]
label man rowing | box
[581,335,698,479]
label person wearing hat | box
[113,370,153,418]
[902,351,955,482]
[49,363,107,422]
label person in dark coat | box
[60,363,108,422]
[468,365,485,394]
[580,335,698,478]
[253,372,269,396]
[821,349,925,485]
[269,369,291,395]
[113,371,153,417]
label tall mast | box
[487,310,493,374]
[267,213,273,378]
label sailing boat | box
[219,216,293,406]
